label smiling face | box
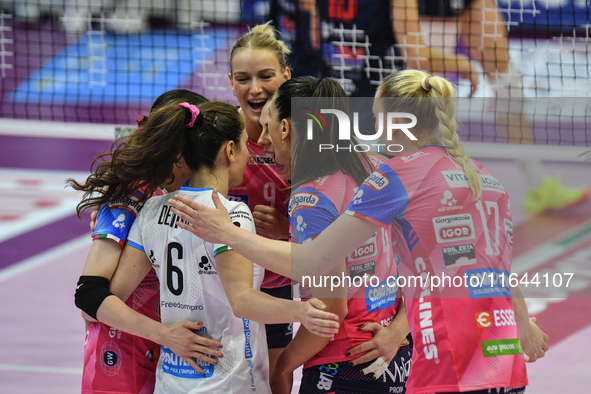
[258,98,291,180]
[230,48,290,139]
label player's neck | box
[244,120,262,143]
[187,168,229,198]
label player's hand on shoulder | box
[253,205,290,240]
[168,190,233,244]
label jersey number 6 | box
[167,242,184,296]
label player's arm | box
[169,192,378,279]
[511,285,549,362]
[77,238,124,324]
[391,0,478,95]
[215,249,340,337]
[81,244,224,374]
[271,261,348,394]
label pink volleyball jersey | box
[290,156,406,369]
[83,187,165,394]
[228,139,291,288]
[345,146,527,393]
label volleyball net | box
[0,0,589,161]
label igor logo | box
[439,225,472,240]
[304,108,417,153]
[433,214,475,243]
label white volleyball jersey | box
[127,187,269,394]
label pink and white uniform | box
[345,146,527,393]
[228,139,291,288]
[290,155,409,370]
[82,187,166,394]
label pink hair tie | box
[136,115,148,128]
[178,102,200,128]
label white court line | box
[512,218,591,274]
[0,198,81,243]
[0,168,89,243]
[0,363,82,375]
[0,235,90,283]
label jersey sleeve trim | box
[92,233,124,248]
[344,209,389,228]
[214,245,230,256]
[126,239,145,252]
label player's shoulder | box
[223,197,252,215]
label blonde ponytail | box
[379,70,482,200]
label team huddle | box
[69,21,549,394]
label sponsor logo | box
[198,256,217,275]
[100,341,122,376]
[476,310,517,328]
[352,189,364,205]
[365,279,398,312]
[475,311,492,328]
[227,194,249,205]
[415,257,439,362]
[400,150,430,163]
[438,190,464,212]
[161,346,214,378]
[466,268,511,299]
[442,170,506,194]
[432,214,475,243]
[482,338,523,357]
[108,326,121,339]
[295,215,308,232]
[108,193,143,216]
[442,243,476,267]
[288,191,320,215]
[249,155,276,165]
[363,170,390,191]
[243,319,253,359]
[350,261,376,278]
[504,218,513,248]
[160,301,204,312]
[112,213,126,228]
[316,363,339,391]
[349,233,378,261]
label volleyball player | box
[68,89,212,394]
[227,22,296,376]
[257,77,412,394]
[169,70,550,393]
[75,100,340,393]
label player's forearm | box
[511,286,530,339]
[96,295,163,344]
[223,226,293,278]
[230,288,306,324]
[277,326,332,373]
